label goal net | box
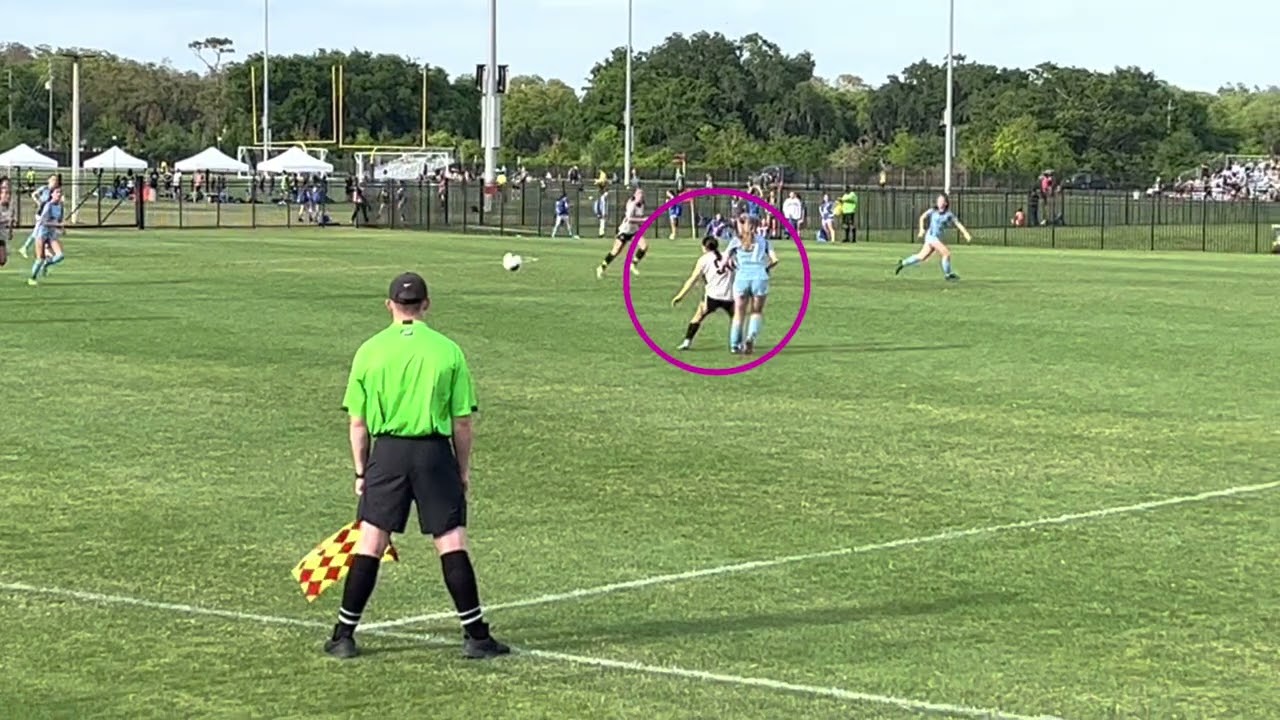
[235,145,331,178]
[355,148,456,182]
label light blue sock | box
[901,255,921,267]
[942,257,952,276]
[47,252,64,267]
[747,314,762,341]
[30,259,44,280]
[729,320,743,349]
[21,229,37,252]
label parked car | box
[1062,172,1110,190]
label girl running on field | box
[819,194,836,243]
[725,214,779,355]
[671,236,736,350]
[665,189,683,239]
[896,193,971,281]
[596,187,648,278]
[29,187,66,286]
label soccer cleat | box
[945,273,959,281]
[595,265,605,279]
[743,338,755,355]
[462,633,511,660]
[18,247,27,259]
[27,278,37,286]
[630,263,640,277]
[323,634,359,659]
[677,339,691,350]
[894,262,905,275]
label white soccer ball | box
[502,252,523,271]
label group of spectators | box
[1150,159,1280,201]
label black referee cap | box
[389,272,428,304]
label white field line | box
[367,480,1280,630]
[0,582,1061,720]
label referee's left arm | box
[342,348,372,494]
[449,347,480,488]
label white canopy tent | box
[174,147,250,173]
[256,147,333,174]
[84,146,147,171]
[0,143,58,169]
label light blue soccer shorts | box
[733,275,769,298]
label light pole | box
[943,0,955,195]
[59,52,94,223]
[262,0,271,154]
[481,0,500,204]
[623,0,633,186]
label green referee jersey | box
[342,320,478,437]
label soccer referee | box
[325,271,510,660]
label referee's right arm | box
[449,346,479,490]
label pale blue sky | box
[6,0,1274,92]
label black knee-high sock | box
[634,247,647,264]
[684,322,701,341]
[334,553,381,639]
[600,251,617,267]
[441,550,489,639]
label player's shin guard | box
[600,252,617,268]
[729,320,743,349]
[684,322,701,341]
[441,550,490,639]
[333,554,381,639]
[29,259,44,280]
[47,252,64,266]
[747,314,762,341]
[634,247,647,265]
[941,257,953,276]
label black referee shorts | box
[358,435,466,537]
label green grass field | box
[1,229,1277,720]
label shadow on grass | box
[781,342,969,355]
[517,591,1020,650]
[0,315,179,325]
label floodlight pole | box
[59,52,91,223]
[262,0,272,155]
[943,0,955,195]
[623,0,633,186]
[482,0,500,206]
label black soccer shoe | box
[324,635,359,660]
[945,273,960,281]
[894,262,905,275]
[462,634,511,660]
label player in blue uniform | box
[28,188,66,286]
[818,194,836,243]
[19,175,59,259]
[665,189,683,239]
[547,192,573,237]
[705,213,728,240]
[725,215,779,355]
[896,194,971,281]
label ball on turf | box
[502,252,523,271]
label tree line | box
[1,35,1277,186]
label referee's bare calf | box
[326,271,510,660]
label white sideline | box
[0,582,1060,720]
[366,480,1280,630]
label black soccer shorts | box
[616,232,637,244]
[358,435,467,537]
[704,297,734,315]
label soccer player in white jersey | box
[671,235,736,350]
[596,187,648,278]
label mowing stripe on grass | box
[0,581,1060,720]
[367,480,1280,630]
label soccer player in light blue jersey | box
[818,194,836,243]
[725,214,779,355]
[896,194,971,281]
[19,175,59,259]
[28,187,66,286]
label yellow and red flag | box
[292,522,399,602]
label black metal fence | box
[7,177,1280,254]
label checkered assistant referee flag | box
[292,522,399,602]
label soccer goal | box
[354,148,456,182]
[234,145,331,178]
